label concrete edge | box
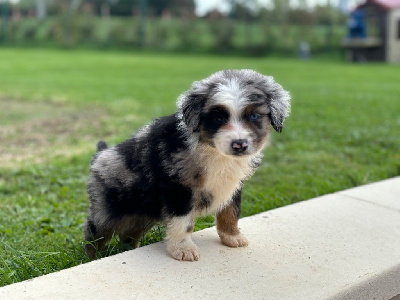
[0,176,399,300]
[328,263,400,300]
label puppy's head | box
[177,69,291,157]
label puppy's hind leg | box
[165,214,200,262]
[120,228,144,249]
[84,219,113,259]
[119,219,156,249]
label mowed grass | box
[0,48,399,286]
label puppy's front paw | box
[218,232,249,248]
[167,241,200,261]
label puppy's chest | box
[195,155,253,215]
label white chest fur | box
[195,147,256,216]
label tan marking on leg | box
[217,205,240,235]
[84,218,115,259]
[120,229,145,249]
[84,233,113,259]
[118,217,155,249]
[217,205,249,248]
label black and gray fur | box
[84,69,291,261]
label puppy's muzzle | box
[231,139,248,154]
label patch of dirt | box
[0,99,109,168]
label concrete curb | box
[1,177,399,300]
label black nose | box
[231,139,248,153]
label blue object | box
[348,9,366,38]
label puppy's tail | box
[96,141,108,152]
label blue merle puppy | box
[84,69,291,261]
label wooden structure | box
[343,0,400,63]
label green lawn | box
[0,48,399,286]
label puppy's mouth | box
[228,149,252,157]
[231,151,249,157]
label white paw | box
[218,232,249,248]
[167,241,200,261]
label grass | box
[0,48,399,287]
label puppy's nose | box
[231,139,248,153]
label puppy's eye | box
[214,114,224,123]
[250,113,260,121]
[210,107,229,124]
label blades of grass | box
[1,241,44,278]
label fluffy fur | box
[84,69,291,261]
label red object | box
[357,0,400,10]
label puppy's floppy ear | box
[178,92,206,132]
[261,76,291,133]
[177,81,214,133]
[269,93,290,133]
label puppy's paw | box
[218,232,249,248]
[167,241,200,261]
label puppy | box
[84,69,290,261]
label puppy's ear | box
[269,93,290,133]
[260,76,291,133]
[178,92,206,132]
[177,82,214,133]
